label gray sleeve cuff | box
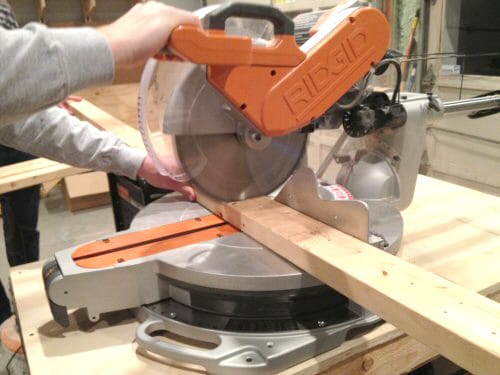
[44,26,115,92]
[112,145,147,180]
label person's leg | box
[2,186,41,266]
[0,281,12,324]
[0,146,40,324]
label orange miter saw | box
[45,2,491,373]
[138,0,390,201]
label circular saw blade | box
[174,131,307,201]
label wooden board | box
[40,178,62,198]
[63,171,111,211]
[75,84,140,127]
[196,179,500,375]
[69,98,144,149]
[9,175,500,375]
[0,158,86,195]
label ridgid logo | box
[282,29,374,120]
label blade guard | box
[168,3,391,136]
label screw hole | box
[349,17,355,24]
[270,69,276,76]
[64,291,68,295]
[102,238,110,243]
[240,103,247,110]
[246,357,253,363]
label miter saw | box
[42,2,500,374]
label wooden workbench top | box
[9,175,500,374]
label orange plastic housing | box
[169,7,390,137]
[72,215,238,269]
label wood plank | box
[0,161,86,195]
[69,99,143,149]
[40,178,61,198]
[75,84,139,125]
[319,334,437,375]
[195,192,500,375]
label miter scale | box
[43,2,500,373]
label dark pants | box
[0,146,40,324]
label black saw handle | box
[205,2,294,35]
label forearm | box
[0,24,114,128]
[0,107,145,179]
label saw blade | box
[174,130,307,201]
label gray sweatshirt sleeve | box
[0,23,114,128]
[0,106,146,180]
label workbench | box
[10,174,500,374]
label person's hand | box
[98,2,200,69]
[57,95,82,115]
[138,155,195,201]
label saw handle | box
[205,2,294,35]
[167,3,305,67]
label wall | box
[426,0,500,196]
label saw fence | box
[8,97,500,374]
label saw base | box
[44,192,388,373]
[136,298,378,375]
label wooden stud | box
[36,0,47,23]
[68,99,144,149]
[81,0,97,23]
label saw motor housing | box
[168,2,391,136]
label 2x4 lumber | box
[196,193,500,375]
[0,160,85,195]
[69,99,143,149]
[81,0,97,22]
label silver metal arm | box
[443,95,500,116]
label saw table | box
[9,174,500,374]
